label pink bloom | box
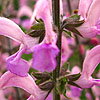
[30,0,59,72]
[77,0,100,38]
[0,71,47,100]
[0,17,39,76]
[74,45,100,88]
[0,0,59,75]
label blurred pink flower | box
[61,35,72,65]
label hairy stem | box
[52,0,62,100]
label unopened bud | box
[79,44,84,55]
[90,38,99,46]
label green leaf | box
[63,30,72,37]
[63,90,70,99]
[63,14,80,26]
[68,81,81,88]
[32,72,51,80]
[31,22,45,30]
[22,53,32,61]
[61,62,70,76]
[19,25,26,33]
[69,14,80,21]
[39,32,45,43]
[65,20,84,27]
[39,80,54,91]
[67,73,81,81]
[64,25,83,37]
[28,30,45,37]
[56,77,67,94]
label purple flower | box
[30,0,59,72]
[74,45,100,88]
[77,0,100,38]
[32,43,59,72]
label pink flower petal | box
[32,43,59,72]
[78,0,93,19]
[0,71,47,100]
[0,17,25,43]
[77,0,100,38]
[74,45,100,88]
[7,47,29,77]
[82,45,100,77]
[87,0,100,26]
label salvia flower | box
[0,0,59,76]
[74,45,100,88]
[0,71,47,100]
[77,0,100,38]
[0,17,39,76]
[30,0,59,72]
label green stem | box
[88,88,95,100]
[67,0,72,14]
[52,0,62,100]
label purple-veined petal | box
[0,17,26,43]
[7,47,29,77]
[32,43,59,72]
[78,0,93,19]
[0,71,47,100]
